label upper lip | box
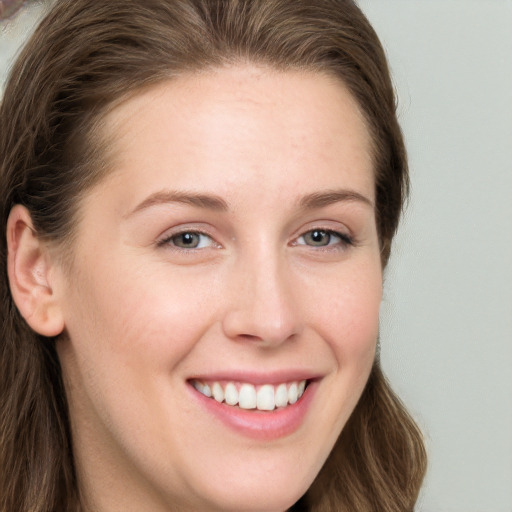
[188,370,322,386]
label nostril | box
[238,333,263,342]
[232,331,299,348]
[221,286,302,347]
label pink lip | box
[187,378,318,441]
[189,370,319,386]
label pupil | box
[181,233,197,245]
[311,230,327,243]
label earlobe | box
[7,205,65,337]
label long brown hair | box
[0,1,426,510]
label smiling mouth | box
[190,380,308,411]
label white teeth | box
[193,380,212,398]
[275,383,288,408]
[192,379,308,411]
[212,382,224,403]
[256,384,275,411]
[288,382,298,404]
[239,383,257,409]
[298,380,306,398]
[224,382,238,406]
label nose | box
[221,255,302,348]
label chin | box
[177,450,322,512]
[195,483,307,512]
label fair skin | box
[8,65,382,511]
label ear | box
[7,205,65,337]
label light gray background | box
[1,2,511,511]
[357,2,512,511]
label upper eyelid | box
[293,222,353,239]
[157,222,216,238]
[155,221,354,245]
[299,228,345,238]
[157,227,219,248]
[294,228,353,245]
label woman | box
[0,0,427,510]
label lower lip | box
[188,381,317,441]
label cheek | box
[58,259,221,452]
[68,259,218,369]
[304,260,382,362]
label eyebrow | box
[127,187,373,218]
[298,189,374,210]
[127,190,229,217]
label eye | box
[296,229,353,248]
[160,231,215,249]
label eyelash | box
[157,230,217,250]
[157,228,354,251]
[294,229,355,250]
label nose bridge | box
[222,243,301,346]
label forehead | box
[95,65,374,209]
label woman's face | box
[55,65,382,512]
